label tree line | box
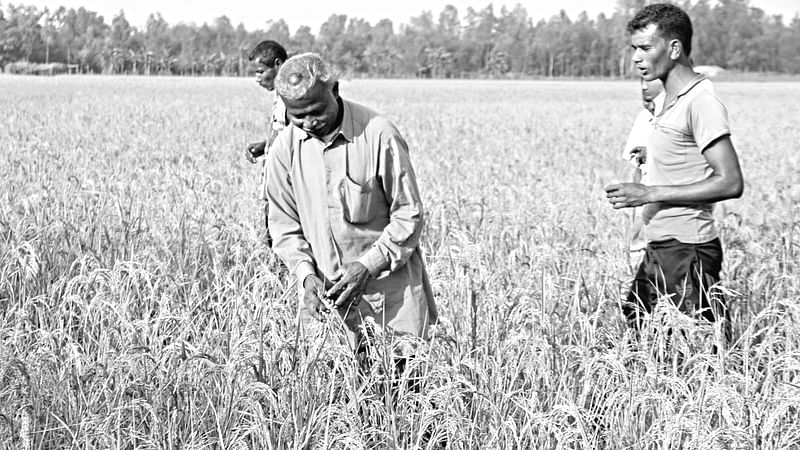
[2,0,799,77]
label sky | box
[15,0,800,32]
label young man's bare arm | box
[606,135,743,208]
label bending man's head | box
[276,53,338,101]
[276,53,341,138]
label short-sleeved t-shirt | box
[642,76,730,244]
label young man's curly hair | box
[627,3,693,56]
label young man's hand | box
[326,262,370,309]
[245,141,267,163]
[605,183,652,209]
[302,275,329,321]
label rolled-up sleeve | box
[266,138,317,283]
[357,125,424,276]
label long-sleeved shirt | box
[266,97,437,337]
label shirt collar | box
[337,98,357,142]
[676,73,708,99]
[658,73,707,116]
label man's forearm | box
[295,261,317,287]
[357,245,390,277]
[646,173,743,205]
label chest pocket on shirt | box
[653,123,691,167]
[339,176,382,224]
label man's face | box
[631,23,672,82]
[283,81,340,138]
[253,57,280,91]
[640,78,663,112]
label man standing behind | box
[622,78,664,185]
[621,78,663,272]
[244,40,288,164]
[605,3,744,329]
[266,53,437,346]
[244,40,288,242]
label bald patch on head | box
[275,53,337,101]
[288,73,304,86]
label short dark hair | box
[627,3,693,57]
[248,40,288,67]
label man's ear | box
[274,58,283,68]
[669,39,682,60]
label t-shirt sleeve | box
[690,92,730,152]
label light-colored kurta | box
[259,96,287,200]
[622,93,664,258]
[266,98,438,339]
[622,93,664,183]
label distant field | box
[1,75,799,449]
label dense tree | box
[316,13,347,67]
[1,4,43,62]
[2,0,799,76]
[364,18,397,77]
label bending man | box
[266,53,438,347]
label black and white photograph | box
[1,0,799,448]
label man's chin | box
[305,127,328,137]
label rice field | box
[1,75,799,449]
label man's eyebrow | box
[290,105,322,116]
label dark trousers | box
[625,238,728,330]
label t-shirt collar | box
[658,73,708,116]
[676,73,708,99]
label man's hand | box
[302,275,329,321]
[605,183,653,209]
[630,146,647,166]
[245,141,267,163]
[325,262,371,309]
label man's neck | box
[315,97,345,144]
[661,62,697,100]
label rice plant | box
[1,75,798,449]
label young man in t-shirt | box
[604,3,744,330]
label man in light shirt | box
[243,40,288,243]
[244,40,288,164]
[605,3,744,331]
[623,78,664,183]
[266,53,438,347]
[622,78,664,271]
